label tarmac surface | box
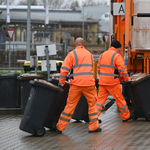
[1,103,150,150]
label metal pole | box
[33,55,37,74]
[105,42,107,51]
[9,40,11,73]
[43,32,44,44]
[45,46,50,81]
[26,0,31,61]
[82,7,84,39]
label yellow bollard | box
[93,62,97,79]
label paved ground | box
[1,103,150,150]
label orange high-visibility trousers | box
[97,84,130,120]
[57,84,99,131]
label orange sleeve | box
[115,55,130,82]
[59,52,74,84]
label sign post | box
[36,44,57,81]
[6,29,15,73]
[103,34,109,51]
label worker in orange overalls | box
[53,37,101,134]
[97,40,133,122]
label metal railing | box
[0,43,65,69]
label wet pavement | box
[1,103,150,150]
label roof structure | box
[0,5,98,25]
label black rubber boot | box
[53,123,62,134]
[89,128,102,133]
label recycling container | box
[123,73,150,121]
[44,78,70,129]
[0,74,20,108]
[72,91,115,121]
[122,83,133,112]
[17,74,44,113]
[122,84,131,105]
[19,79,63,137]
[72,94,89,122]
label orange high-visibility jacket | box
[97,47,130,85]
[59,46,95,86]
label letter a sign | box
[6,29,15,41]
[113,2,125,16]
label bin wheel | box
[35,126,45,137]
[146,112,150,121]
[131,112,138,120]
[133,115,138,121]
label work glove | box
[58,83,64,88]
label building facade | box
[0,5,99,46]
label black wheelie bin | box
[0,74,20,108]
[72,79,99,122]
[44,78,70,129]
[17,74,44,113]
[123,73,150,121]
[19,79,63,137]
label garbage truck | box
[110,0,150,75]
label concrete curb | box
[0,108,22,115]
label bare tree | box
[39,0,65,9]
[18,0,39,5]
[70,0,80,9]
[82,0,96,7]
[0,0,14,5]
[82,0,106,7]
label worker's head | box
[75,37,85,47]
[111,40,122,52]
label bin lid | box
[0,73,19,79]
[34,79,63,92]
[51,78,70,85]
[50,73,60,79]
[17,73,44,80]
[23,60,63,67]
[130,73,149,83]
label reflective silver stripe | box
[89,112,97,117]
[99,73,119,77]
[73,50,78,65]
[60,75,67,78]
[62,112,73,117]
[111,52,118,66]
[122,73,128,77]
[118,104,127,110]
[100,64,117,69]
[90,118,98,122]
[70,72,93,77]
[97,66,100,69]
[59,116,70,122]
[120,108,129,113]
[72,64,92,68]
[97,103,103,107]
[97,108,102,112]
[61,66,71,72]
[119,67,126,72]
